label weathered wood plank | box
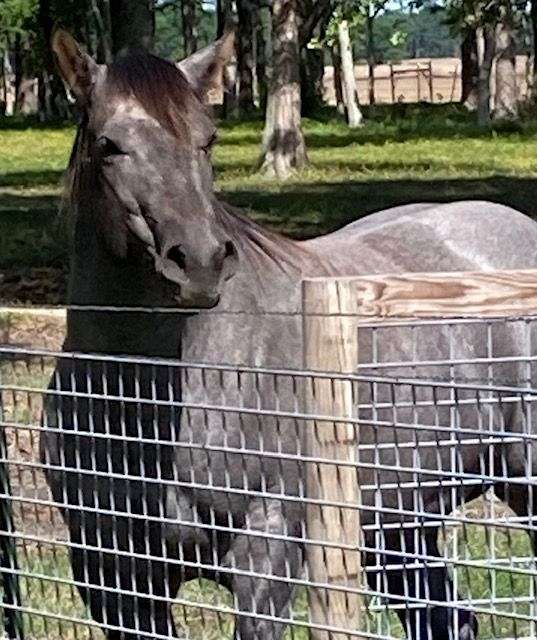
[304,268,537,319]
[302,279,362,640]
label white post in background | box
[3,51,15,116]
[338,20,363,128]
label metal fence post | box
[0,367,24,640]
[302,279,363,640]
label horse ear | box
[52,29,98,104]
[178,31,235,100]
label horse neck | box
[65,211,182,357]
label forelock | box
[104,50,209,140]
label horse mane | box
[216,202,310,277]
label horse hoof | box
[459,623,476,640]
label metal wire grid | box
[0,314,535,639]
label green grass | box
[4,529,535,640]
[4,105,537,275]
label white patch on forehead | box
[110,99,157,124]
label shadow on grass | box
[2,174,537,303]
[222,176,537,239]
[0,170,65,189]
[0,192,65,269]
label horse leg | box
[220,497,302,640]
[68,509,183,640]
[367,528,478,640]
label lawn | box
[4,104,537,296]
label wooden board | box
[303,268,537,320]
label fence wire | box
[0,312,536,640]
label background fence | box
[0,269,537,640]
[323,55,532,105]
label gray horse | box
[41,30,537,640]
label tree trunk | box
[299,1,331,116]
[300,47,325,116]
[461,28,479,109]
[366,15,375,105]
[494,13,517,120]
[236,0,255,115]
[0,54,6,116]
[477,26,495,126]
[331,46,345,114]
[256,7,269,112]
[181,0,198,56]
[110,0,155,54]
[338,20,363,127]
[260,0,307,178]
[12,34,24,114]
[38,0,70,120]
[90,0,113,63]
[218,0,238,118]
[532,0,537,81]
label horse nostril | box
[166,245,187,270]
[224,241,236,260]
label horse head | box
[53,30,237,308]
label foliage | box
[443,0,527,35]
[325,1,459,64]
[155,0,217,61]
[359,6,459,61]
[0,0,38,50]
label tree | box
[217,0,238,117]
[461,27,478,107]
[236,0,255,114]
[0,0,39,113]
[333,0,389,105]
[531,0,537,80]
[477,24,495,125]
[338,18,362,127]
[494,4,517,119]
[445,0,506,125]
[110,0,155,54]
[331,44,345,114]
[89,0,113,63]
[155,1,216,60]
[256,5,269,112]
[300,43,325,116]
[297,0,333,116]
[259,0,307,178]
[181,0,198,56]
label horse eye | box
[96,136,126,158]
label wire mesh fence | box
[0,310,536,640]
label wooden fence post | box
[389,64,395,104]
[302,279,363,640]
